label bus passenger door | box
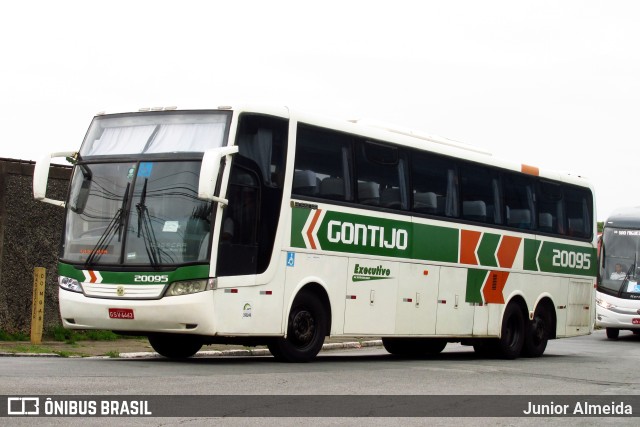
[343,258,398,335]
[435,267,475,335]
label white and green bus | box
[33,105,596,362]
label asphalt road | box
[0,329,638,426]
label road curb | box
[0,340,383,359]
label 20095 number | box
[552,249,591,270]
[134,275,168,283]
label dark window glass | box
[537,181,563,235]
[503,174,534,230]
[410,151,458,217]
[565,185,593,239]
[355,141,406,209]
[293,124,352,201]
[459,164,501,224]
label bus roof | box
[93,104,593,190]
[605,206,640,229]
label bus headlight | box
[165,279,215,296]
[595,297,615,310]
[59,276,83,293]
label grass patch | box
[7,345,57,354]
[105,350,120,358]
[0,330,30,341]
[48,326,120,344]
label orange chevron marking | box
[483,270,508,304]
[460,230,481,265]
[497,236,522,269]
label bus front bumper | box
[59,288,217,334]
[595,292,640,330]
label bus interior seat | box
[380,187,402,208]
[293,170,318,196]
[463,200,486,222]
[508,209,531,229]
[414,191,437,213]
[319,177,345,200]
[538,212,553,232]
[358,181,379,205]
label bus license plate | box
[109,308,134,319]
[632,318,640,325]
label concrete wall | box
[0,158,71,334]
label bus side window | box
[355,140,406,210]
[564,185,593,239]
[410,151,456,217]
[459,163,501,225]
[537,181,563,235]
[503,173,534,230]
[294,124,352,202]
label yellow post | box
[31,267,46,345]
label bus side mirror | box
[198,145,239,205]
[33,151,76,207]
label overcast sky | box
[1,1,638,221]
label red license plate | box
[632,318,640,325]
[108,308,134,319]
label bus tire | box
[522,306,551,357]
[148,334,203,359]
[496,302,525,359]
[606,328,620,339]
[382,338,447,357]
[268,292,327,362]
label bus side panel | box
[283,252,348,337]
[435,267,475,335]
[344,258,398,335]
[395,263,439,335]
[565,279,594,337]
[211,252,288,335]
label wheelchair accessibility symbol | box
[286,252,295,267]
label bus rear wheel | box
[148,334,203,359]
[496,302,525,359]
[268,292,327,362]
[523,306,551,357]
[382,338,447,357]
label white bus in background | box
[596,206,640,338]
[33,105,597,362]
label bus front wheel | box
[268,292,327,362]
[606,328,620,339]
[148,334,203,359]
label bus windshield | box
[64,161,213,266]
[600,227,640,296]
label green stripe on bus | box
[57,263,210,284]
[290,207,596,278]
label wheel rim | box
[291,309,315,347]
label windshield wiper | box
[136,178,167,269]
[618,263,637,296]
[85,182,130,266]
